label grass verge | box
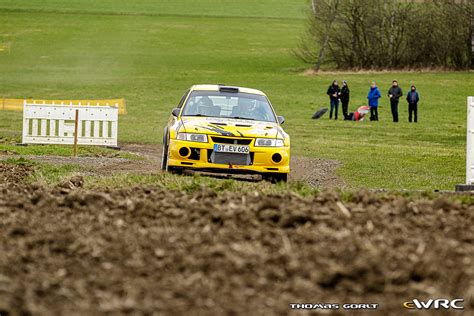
[0,137,141,159]
[3,157,474,205]
[84,172,317,196]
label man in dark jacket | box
[387,80,403,122]
[340,80,350,120]
[406,85,420,123]
[326,80,341,120]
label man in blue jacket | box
[406,85,420,123]
[368,82,381,121]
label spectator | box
[326,80,341,120]
[367,82,381,121]
[406,85,420,123]
[387,80,403,122]
[340,80,350,120]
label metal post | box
[456,96,474,191]
[467,97,473,184]
[73,109,79,157]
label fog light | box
[179,147,190,157]
[272,153,282,163]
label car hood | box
[180,117,283,139]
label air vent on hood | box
[219,86,239,93]
[235,124,252,127]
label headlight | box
[255,138,285,147]
[177,133,208,143]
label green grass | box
[85,172,317,196]
[0,0,306,19]
[0,0,472,190]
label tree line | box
[297,0,473,70]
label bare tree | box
[311,0,317,15]
[297,0,471,69]
[315,0,340,70]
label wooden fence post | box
[73,109,79,157]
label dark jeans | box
[409,103,418,122]
[341,100,349,119]
[390,100,399,122]
[330,99,339,119]
[370,106,378,121]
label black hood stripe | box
[198,124,235,137]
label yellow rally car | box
[161,84,290,182]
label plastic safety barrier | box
[22,101,118,147]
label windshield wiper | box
[229,116,255,120]
[186,114,212,117]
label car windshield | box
[181,91,277,123]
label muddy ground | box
[0,163,473,315]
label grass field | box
[0,0,472,190]
[0,0,306,19]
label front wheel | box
[168,166,184,175]
[161,131,169,171]
[262,173,288,183]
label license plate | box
[214,144,250,154]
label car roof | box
[190,84,266,96]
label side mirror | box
[171,108,180,117]
[277,116,285,124]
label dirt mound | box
[290,156,343,188]
[0,181,472,315]
[0,162,32,184]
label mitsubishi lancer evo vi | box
[161,85,290,182]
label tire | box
[161,129,169,171]
[168,166,184,175]
[162,129,184,175]
[263,173,288,183]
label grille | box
[210,151,251,165]
[211,136,252,145]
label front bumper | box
[167,138,290,174]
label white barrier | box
[466,96,474,185]
[22,101,118,147]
